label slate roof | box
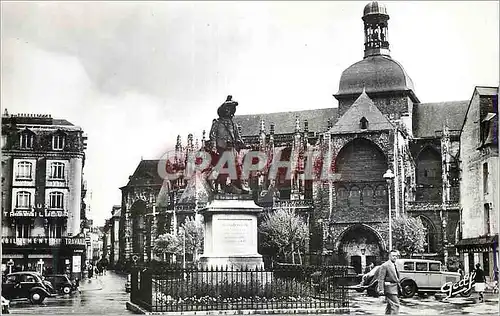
[329,90,393,134]
[233,108,338,137]
[124,160,164,187]
[414,101,469,138]
[336,55,415,97]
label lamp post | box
[383,169,395,251]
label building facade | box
[118,1,498,276]
[102,205,121,268]
[456,87,499,279]
[1,110,87,279]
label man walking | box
[377,249,401,314]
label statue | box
[205,95,251,194]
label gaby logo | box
[157,148,341,182]
[440,272,476,298]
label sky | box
[2,1,498,226]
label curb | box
[126,302,350,315]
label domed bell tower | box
[363,2,390,58]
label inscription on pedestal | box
[217,219,252,254]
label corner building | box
[1,110,87,279]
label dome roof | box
[363,1,388,16]
[336,55,414,96]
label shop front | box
[456,234,499,281]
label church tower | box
[334,1,419,135]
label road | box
[6,271,498,315]
[7,271,134,315]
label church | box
[117,1,498,277]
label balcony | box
[2,236,86,247]
[9,209,36,217]
[44,209,68,217]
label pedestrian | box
[88,263,94,279]
[474,263,486,302]
[457,262,464,278]
[377,249,401,315]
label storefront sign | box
[440,272,476,298]
[72,255,81,273]
[28,254,53,259]
[3,254,24,259]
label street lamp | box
[383,169,395,251]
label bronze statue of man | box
[206,95,250,194]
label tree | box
[154,233,181,263]
[178,215,204,262]
[259,208,309,264]
[392,215,427,257]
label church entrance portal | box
[337,225,384,274]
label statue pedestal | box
[199,197,264,270]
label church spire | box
[363,1,390,58]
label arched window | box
[419,216,437,253]
[48,192,64,209]
[337,186,348,203]
[16,161,32,179]
[360,117,369,129]
[349,186,361,206]
[16,191,31,208]
[362,186,374,205]
[374,185,387,204]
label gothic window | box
[419,216,437,253]
[16,191,31,208]
[16,161,32,180]
[360,117,369,129]
[48,191,64,209]
[349,186,361,206]
[337,186,348,203]
[19,131,34,149]
[50,162,65,180]
[362,186,374,205]
[375,185,387,204]
[52,134,65,150]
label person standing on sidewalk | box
[474,263,486,302]
[377,249,401,315]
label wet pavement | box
[349,290,499,315]
[7,271,134,315]
[6,272,499,315]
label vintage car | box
[1,271,55,304]
[45,274,78,295]
[1,296,9,314]
[353,259,463,298]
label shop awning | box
[456,235,498,252]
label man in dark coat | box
[377,250,401,314]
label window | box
[349,186,361,206]
[16,223,30,238]
[483,163,488,195]
[5,275,19,284]
[52,135,65,150]
[375,185,386,204]
[49,192,64,209]
[22,275,36,283]
[49,222,62,238]
[16,191,31,208]
[416,262,428,271]
[50,162,65,180]
[16,161,32,179]
[337,186,348,202]
[362,186,374,205]
[484,204,490,235]
[403,262,415,271]
[429,263,441,271]
[360,117,369,129]
[19,132,33,149]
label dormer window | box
[19,131,34,149]
[52,134,65,150]
[360,117,369,129]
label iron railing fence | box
[131,264,350,313]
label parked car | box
[1,296,10,314]
[1,271,54,304]
[45,274,77,295]
[352,259,462,298]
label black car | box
[1,272,54,304]
[45,274,77,295]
